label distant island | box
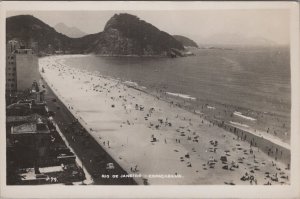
[6,13,197,57]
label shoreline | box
[58,53,291,144]
[124,79,291,158]
[39,55,290,185]
[120,75,291,159]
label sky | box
[6,10,290,45]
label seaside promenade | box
[41,78,136,185]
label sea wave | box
[166,92,196,101]
[124,81,139,87]
[123,81,147,92]
[229,121,249,128]
[233,111,256,121]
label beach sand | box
[39,55,290,185]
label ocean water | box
[62,46,291,119]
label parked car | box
[106,163,115,170]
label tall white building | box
[6,40,40,94]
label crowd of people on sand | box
[41,57,290,185]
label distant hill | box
[54,23,87,38]
[173,35,198,47]
[6,14,185,56]
[198,33,277,46]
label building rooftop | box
[7,100,48,116]
[14,48,33,54]
[6,113,46,124]
[11,122,50,135]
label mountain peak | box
[94,13,183,56]
[54,22,86,38]
[104,13,140,31]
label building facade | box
[6,40,40,94]
[15,53,40,91]
[6,54,17,93]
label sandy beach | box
[39,55,290,185]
